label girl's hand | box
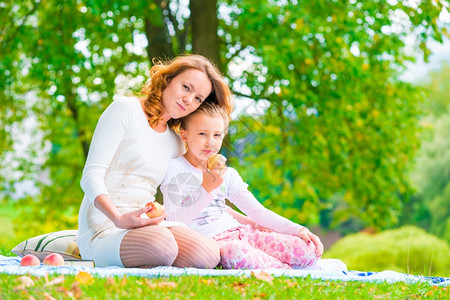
[113,206,166,229]
[254,224,272,232]
[201,158,226,193]
[298,227,324,258]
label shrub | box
[324,226,450,276]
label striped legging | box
[120,225,220,268]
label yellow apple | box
[207,154,227,170]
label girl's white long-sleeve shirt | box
[161,156,303,238]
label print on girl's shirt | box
[193,199,227,226]
[165,172,203,207]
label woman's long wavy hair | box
[140,54,232,130]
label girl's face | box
[181,113,226,168]
[161,68,212,121]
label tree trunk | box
[189,0,220,69]
[190,0,232,158]
[144,16,174,61]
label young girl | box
[161,102,331,270]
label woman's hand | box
[113,206,166,229]
[298,227,324,258]
[94,194,166,230]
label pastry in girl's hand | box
[207,154,227,170]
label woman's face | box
[161,68,212,121]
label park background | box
[0,0,449,276]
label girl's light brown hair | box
[140,54,232,129]
[180,101,230,135]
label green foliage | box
[0,0,157,230]
[415,114,450,243]
[0,216,16,252]
[423,64,450,117]
[224,0,444,228]
[0,0,206,233]
[407,64,450,243]
[324,226,450,276]
[0,201,22,251]
[0,1,34,194]
[0,0,447,236]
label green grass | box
[0,248,449,299]
[0,207,448,299]
[324,226,450,277]
[0,273,448,299]
[0,244,13,257]
[0,201,22,251]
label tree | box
[0,0,220,234]
[408,64,450,243]
[423,64,450,117]
[0,1,40,197]
[0,0,446,235]
[190,0,221,66]
[223,0,445,228]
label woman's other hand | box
[94,194,166,230]
[114,206,166,229]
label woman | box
[78,55,232,268]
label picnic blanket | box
[1,255,448,287]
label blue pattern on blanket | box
[423,275,450,285]
[1,255,448,287]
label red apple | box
[20,254,41,266]
[43,253,64,266]
[145,201,165,218]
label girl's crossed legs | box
[214,225,317,269]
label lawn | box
[0,247,448,299]
[0,202,21,251]
[0,271,448,299]
[0,202,448,299]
